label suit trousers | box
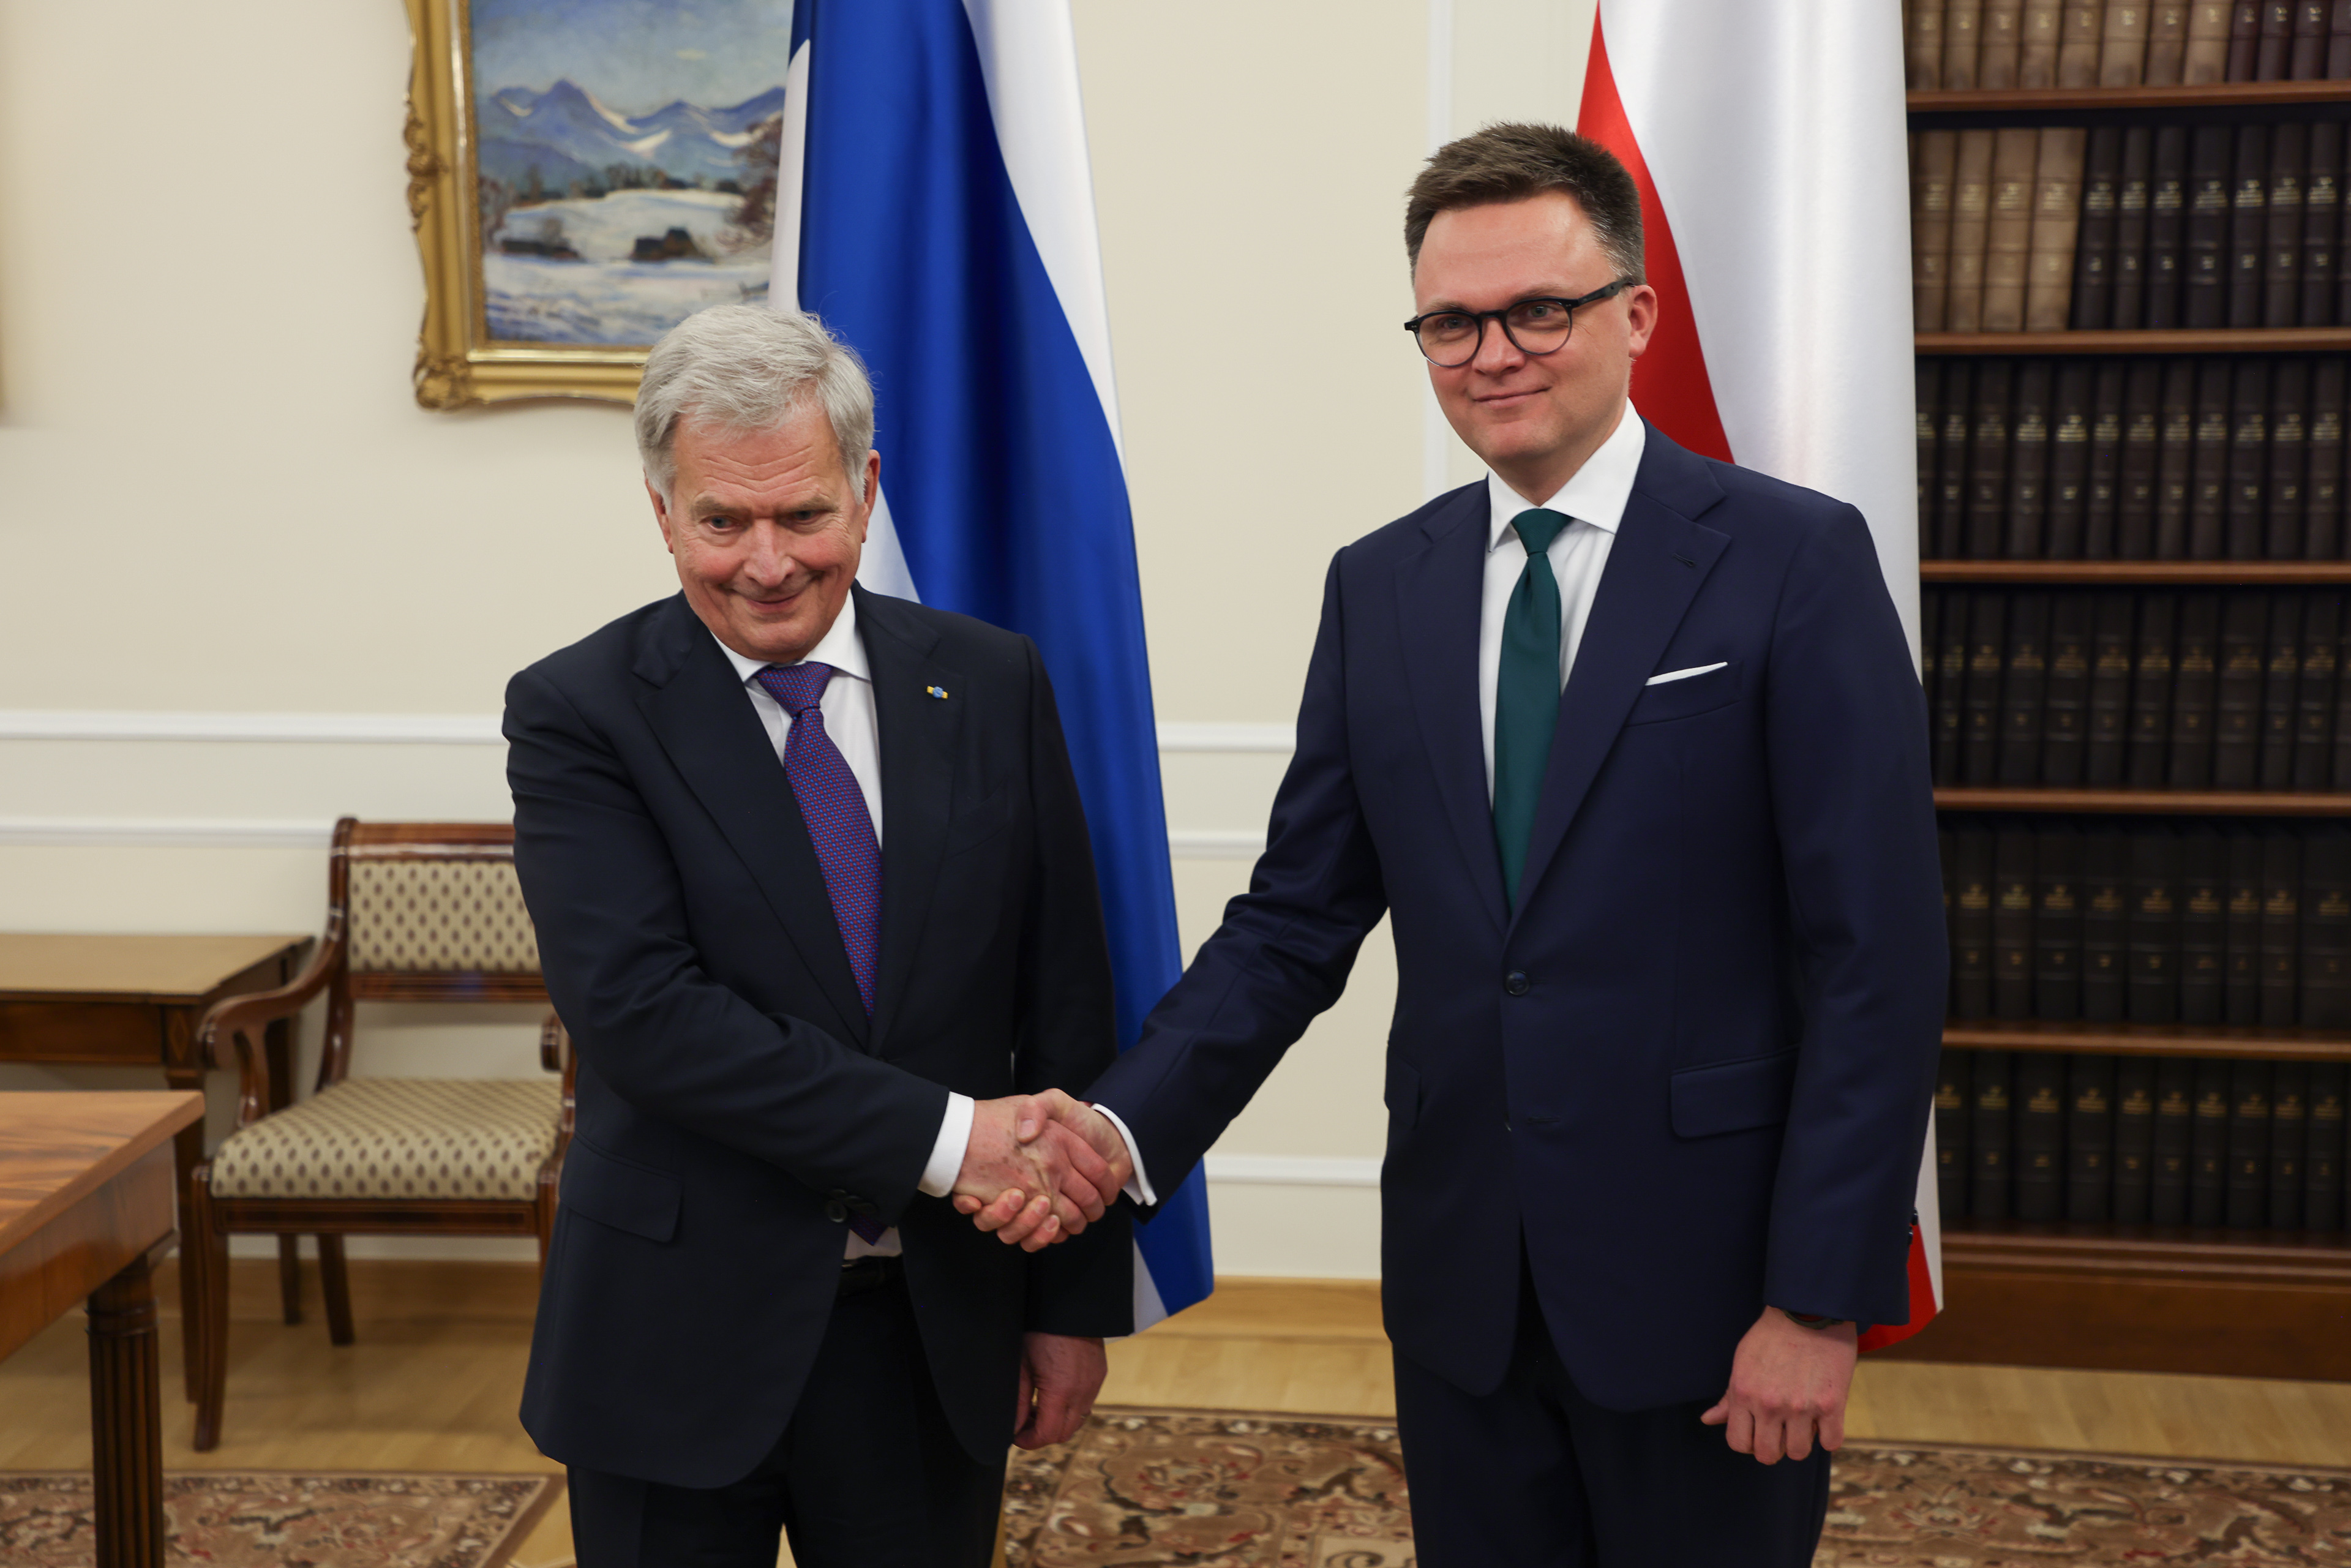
[1392,1265,1831,1567]
[566,1258,1005,1568]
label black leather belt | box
[838,1253,901,1297]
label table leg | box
[88,1245,167,1568]
[162,1056,206,1400]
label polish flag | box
[1577,0,1941,1352]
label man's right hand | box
[951,1095,1120,1251]
[954,1090,1134,1247]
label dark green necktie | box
[1494,508,1571,909]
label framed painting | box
[403,0,792,408]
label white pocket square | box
[1645,662,1728,687]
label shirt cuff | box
[1088,1102,1158,1208]
[917,1092,976,1198]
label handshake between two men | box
[950,1090,1132,1250]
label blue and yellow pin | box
[926,685,950,700]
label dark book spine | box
[1994,823,2039,1018]
[2229,124,2273,324]
[2297,591,2342,788]
[2084,822,2132,1020]
[2216,589,2270,786]
[2265,121,2309,325]
[2179,822,2229,1022]
[2337,607,2351,783]
[2147,124,2192,327]
[2301,822,2351,1024]
[2113,1054,2159,1223]
[2013,1051,2068,1220]
[2036,820,2085,1017]
[2262,589,2304,787]
[1937,1047,1973,1221]
[2184,124,2235,326]
[2269,358,2312,558]
[2127,590,2178,787]
[1999,591,2052,784]
[2227,357,2273,560]
[2129,822,2183,1022]
[2114,124,2158,326]
[2262,0,2299,73]
[2271,1059,2310,1229]
[1965,591,2009,784]
[2226,823,2267,1022]
[2064,1053,2118,1221]
[2304,121,2344,325]
[1919,362,1941,560]
[2073,124,2124,327]
[2087,360,2128,557]
[2262,824,2304,1022]
[2120,358,2164,558]
[2169,591,2221,786]
[2298,0,2334,74]
[1937,359,1975,560]
[1971,1049,2015,1220]
[2334,0,2351,75]
[2308,358,2346,557]
[2153,1054,2197,1223]
[2043,591,2093,784]
[2088,590,2139,784]
[2008,360,2054,559]
[1954,820,1997,1019]
[1943,822,1959,1013]
[2230,0,2265,77]
[2048,360,2094,558]
[2189,356,2234,558]
[2307,1062,2346,1230]
[2156,356,2198,558]
[2227,1058,2274,1227]
[1935,588,1970,782]
[2191,1056,2233,1225]
[1968,359,2015,561]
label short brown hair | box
[1404,122,1644,283]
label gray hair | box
[634,304,876,500]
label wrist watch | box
[1778,1308,1850,1330]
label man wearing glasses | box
[970,123,1944,1564]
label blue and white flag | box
[771,0,1213,1327]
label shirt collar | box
[1485,408,1648,553]
[710,590,871,687]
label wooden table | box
[0,1090,206,1567]
[0,934,310,1345]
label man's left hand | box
[1698,1308,1857,1464]
[1014,1332,1107,1449]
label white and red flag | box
[1578,0,1941,1351]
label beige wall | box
[0,0,1594,1275]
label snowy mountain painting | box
[467,0,793,347]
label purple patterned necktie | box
[755,662,887,1244]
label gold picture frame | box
[402,0,788,409]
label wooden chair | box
[187,818,572,1451]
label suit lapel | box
[1509,434,1730,931]
[856,588,961,1054]
[633,596,871,1046]
[1397,485,1509,935]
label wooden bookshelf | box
[1945,1018,2351,1060]
[1934,786,2351,813]
[1911,81,2351,114]
[1916,326,2351,354]
[1922,560,2351,582]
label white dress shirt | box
[712,594,975,1258]
[1478,410,1648,798]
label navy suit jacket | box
[1090,422,1946,1410]
[507,587,1130,1488]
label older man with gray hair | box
[505,302,1134,1568]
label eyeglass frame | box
[1402,279,1636,367]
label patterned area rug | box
[0,1471,560,1567]
[1003,1408,2351,1566]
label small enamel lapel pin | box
[926,685,950,700]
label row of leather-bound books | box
[1905,0,2351,91]
[1916,356,2347,560]
[1912,119,2351,333]
[1925,588,2350,789]
[1942,816,2351,1024]
[1935,1049,2349,1229]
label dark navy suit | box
[1090,424,1945,1561]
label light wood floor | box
[4,1263,2350,1566]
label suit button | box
[824,1200,848,1225]
[1504,971,1531,996]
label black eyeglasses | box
[1403,280,1634,367]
